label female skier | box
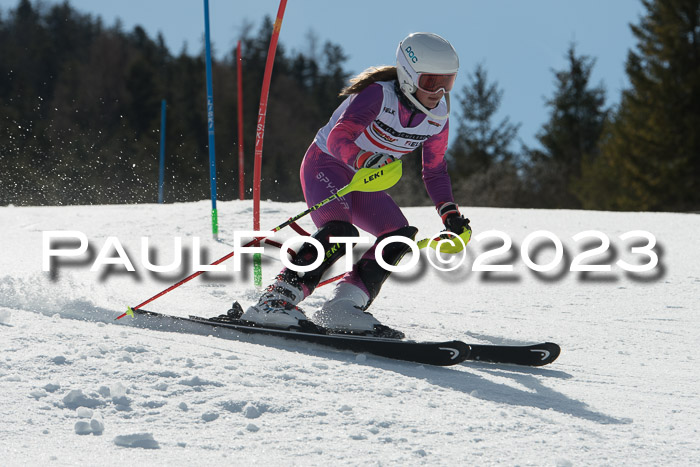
[238,32,470,338]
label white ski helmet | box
[396,32,459,120]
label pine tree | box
[524,44,608,209]
[449,63,519,175]
[577,0,700,211]
[446,64,522,207]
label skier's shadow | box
[116,315,626,425]
[357,356,629,425]
[254,337,628,425]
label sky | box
[0,0,646,149]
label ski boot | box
[314,283,405,339]
[236,274,313,330]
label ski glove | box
[355,150,396,170]
[438,202,471,234]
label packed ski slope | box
[1,200,698,466]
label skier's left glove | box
[437,202,471,235]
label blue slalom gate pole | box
[203,0,218,238]
[158,99,166,204]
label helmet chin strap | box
[404,91,450,120]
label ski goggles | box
[417,73,457,94]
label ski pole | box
[117,161,404,319]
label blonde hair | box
[339,66,398,96]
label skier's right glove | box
[355,150,396,170]
[438,202,471,235]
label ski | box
[123,308,470,367]
[468,342,561,367]
[118,308,560,367]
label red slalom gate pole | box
[254,0,288,224]
[236,40,245,201]
[253,0,288,287]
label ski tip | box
[529,342,561,366]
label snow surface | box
[1,200,699,466]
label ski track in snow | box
[1,200,699,466]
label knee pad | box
[357,225,418,305]
[284,220,359,293]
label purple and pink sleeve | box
[421,120,455,207]
[326,84,383,166]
